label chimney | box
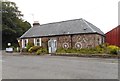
[33,21,40,27]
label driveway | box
[2,52,118,79]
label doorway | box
[48,39,57,53]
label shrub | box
[56,48,66,53]
[68,48,78,53]
[26,42,34,51]
[14,47,20,52]
[78,48,97,54]
[56,48,97,54]
[42,48,48,53]
[65,48,72,53]
[28,46,41,53]
[107,45,119,54]
[56,44,120,55]
[36,48,48,55]
[77,48,86,54]
[22,48,28,52]
[95,46,105,54]
[36,49,42,55]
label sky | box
[8,0,119,33]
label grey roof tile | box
[20,18,104,38]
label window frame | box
[22,39,28,48]
[34,38,41,46]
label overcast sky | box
[8,0,119,33]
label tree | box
[2,1,31,49]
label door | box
[48,39,57,53]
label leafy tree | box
[2,1,31,49]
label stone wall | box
[41,37,49,48]
[19,34,104,49]
[28,38,34,43]
[72,34,104,48]
[55,34,104,49]
[56,35,72,48]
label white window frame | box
[102,37,105,44]
[22,39,28,48]
[34,38,41,46]
[98,37,102,45]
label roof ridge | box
[40,18,83,26]
[82,19,96,32]
[20,28,32,38]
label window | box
[102,37,105,44]
[36,39,40,46]
[48,41,51,47]
[54,40,57,48]
[34,38,41,46]
[98,38,102,45]
[24,40,27,47]
[22,39,28,48]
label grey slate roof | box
[20,18,104,38]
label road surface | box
[2,52,118,79]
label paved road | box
[2,52,118,79]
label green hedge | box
[28,46,42,53]
[56,44,120,55]
[28,46,48,55]
[26,42,34,51]
[36,48,48,55]
[56,48,99,54]
[107,45,120,54]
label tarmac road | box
[2,52,118,79]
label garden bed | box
[51,53,120,58]
[20,52,45,56]
[18,52,120,58]
[20,52,120,58]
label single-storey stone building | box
[18,18,105,53]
